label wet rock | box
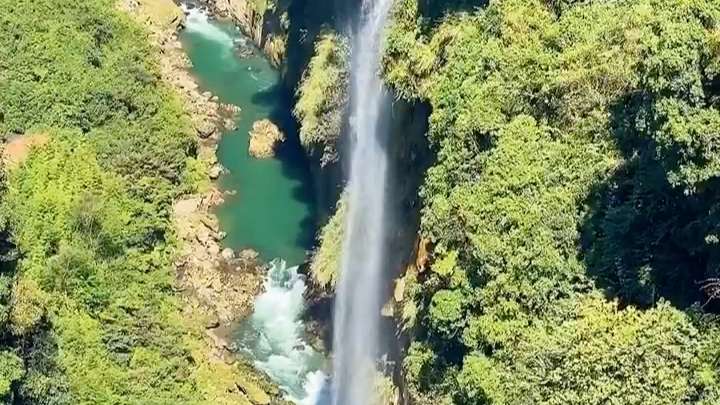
[248,119,285,158]
[236,249,259,264]
[221,248,235,261]
[209,164,223,179]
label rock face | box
[207,0,286,67]
[248,119,285,158]
[209,164,224,179]
[174,196,265,324]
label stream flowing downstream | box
[178,6,328,405]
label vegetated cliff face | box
[207,0,356,88]
[382,0,720,405]
[211,0,288,66]
[258,0,720,403]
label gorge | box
[179,5,329,404]
[4,0,720,403]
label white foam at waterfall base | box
[236,259,329,405]
[181,5,234,46]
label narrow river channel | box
[178,5,329,404]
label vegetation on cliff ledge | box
[294,33,349,166]
[301,0,720,403]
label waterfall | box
[332,1,394,405]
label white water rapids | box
[332,1,394,405]
[235,260,329,405]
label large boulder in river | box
[248,119,285,158]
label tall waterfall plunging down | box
[332,1,394,405]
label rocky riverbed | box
[120,1,291,404]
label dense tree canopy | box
[377,0,720,403]
[0,0,248,403]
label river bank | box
[173,3,330,404]
[120,1,297,404]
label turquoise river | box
[178,5,330,405]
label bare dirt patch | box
[2,134,48,169]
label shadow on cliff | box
[579,93,720,312]
[417,0,488,31]
[278,0,358,91]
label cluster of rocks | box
[248,119,285,158]
[174,196,265,327]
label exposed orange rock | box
[394,277,406,302]
[248,119,285,158]
[415,235,431,273]
[2,134,48,169]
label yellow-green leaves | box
[294,33,349,164]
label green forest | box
[0,0,238,403]
[382,0,720,404]
[6,0,720,403]
[299,0,720,404]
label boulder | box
[174,198,199,216]
[197,122,216,139]
[221,248,235,261]
[209,164,223,179]
[248,119,285,158]
[205,312,220,329]
[235,377,271,405]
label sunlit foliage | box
[0,0,251,402]
[294,33,349,165]
[379,0,720,403]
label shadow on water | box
[251,80,318,253]
[579,93,720,313]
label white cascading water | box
[332,1,394,405]
[182,5,234,47]
[236,259,329,405]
